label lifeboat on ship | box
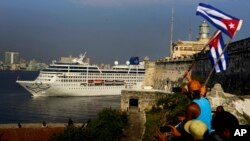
[94,80,103,85]
[114,80,125,85]
[104,80,114,85]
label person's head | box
[184,120,208,140]
[212,111,239,141]
[186,80,203,99]
[216,106,224,113]
[188,80,201,92]
[177,113,186,122]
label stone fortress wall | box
[121,38,250,124]
[193,37,250,94]
[143,37,250,95]
[143,57,191,93]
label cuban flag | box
[196,3,243,38]
[129,56,139,65]
[208,31,229,73]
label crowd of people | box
[156,72,240,141]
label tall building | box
[171,21,210,58]
[5,52,20,65]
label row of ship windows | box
[48,66,144,71]
[37,77,144,82]
[40,74,144,78]
[38,75,144,81]
[64,86,133,89]
[55,79,143,82]
[49,66,98,69]
[40,73,144,78]
[42,69,144,74]
[57,76,144,79]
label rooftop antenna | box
[170,8,174,58]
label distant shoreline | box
[0,70,39,73]
[0,123,83,129]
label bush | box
[156,93,190,125]
[88,108,128,141]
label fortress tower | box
[171,21,210,58]
[198,21,210,43]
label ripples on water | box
[0,71,121,123]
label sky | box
[0,0,249,64]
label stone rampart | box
[207,83,250,124]
[143,57,193,92]
[144,37,250,95]
[193,38,250,94]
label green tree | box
[156,93,190,125]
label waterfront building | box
[5,52,20,65]
[26,59,48,71]
[171,21,210,58]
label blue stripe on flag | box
[196,3,242,38]
[208,32,229,73]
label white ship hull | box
[17,80,142,97]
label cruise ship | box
[16,53,145,96]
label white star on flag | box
[229,23,235,29]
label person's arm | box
[184,71,207,97]
[200,86,207,97]
[184,71,192,82]
[156,128,168,141]
[168,125,181,137]
[185,102,200,121]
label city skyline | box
[0,0,249,64]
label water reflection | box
[1,94,121,123]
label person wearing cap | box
[156,72,212,141]
[185,79,212,133]
[184,120,209,140]
[182,71,211,126]
[183,71,207,97]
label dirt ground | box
[120,107,146,141]
[0,127,64,141]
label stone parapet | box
[121,89,169,112]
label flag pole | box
[203,35,234,86]
[183,30,220,78]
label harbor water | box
[0,71,121,123]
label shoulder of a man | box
[186,102,200,120]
